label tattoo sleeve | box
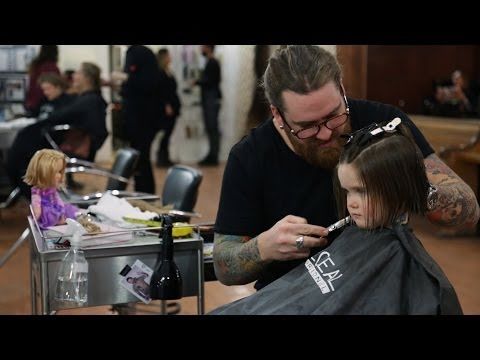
[424,153,480,228]
[213,232,267,286]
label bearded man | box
[213,45,479,290]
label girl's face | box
[337,163,382,229]
[53,159,65,188]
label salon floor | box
[0,161,479,315]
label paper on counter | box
[87,192,157,223]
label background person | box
[193,45,222,166]
[156,48,181,168]
[25,45,60,117]
[62,69,77,95]
[121,45,163,194]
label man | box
[213,45,479,291]
[194,45,222,166]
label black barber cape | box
[209,224,462,315]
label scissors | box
[327,215,351,233]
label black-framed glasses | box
[277,93,350,140]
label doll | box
[23,149,79,229]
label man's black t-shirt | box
[215,98,434,290]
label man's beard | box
[291,123,352,169]
[294,139,342,169]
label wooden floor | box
[0,161,479,315]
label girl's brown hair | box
[23,149,66,188]
[334,121,430,228]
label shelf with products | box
[0,46,35,119]
[0,45,35,73]
[0,73,27,104]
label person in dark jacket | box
[121,45,163,194]
[6,62,107,200]
[155,48,181,167]
[193,45,222,166]
[25,45,61,117]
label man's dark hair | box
[262,45,342,113]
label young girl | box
[209,118,462,315]
[24,149,79,229]
[334,117,430,230]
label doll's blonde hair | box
[23,149,67,188]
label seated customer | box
[209,118,462,315]
[6,62,108,200]
[37,73,76,121]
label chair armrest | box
[65,166,132,185]
[0,186,21,209]
[42,124,96,167]
[60,189,160,206]
[67,157,101,168]
[43,124,75,150]
[111,190,161,202]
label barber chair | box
[161,165,203,222]
[60,147,159,207]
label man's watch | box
[427,184,438,211]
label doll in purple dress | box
[23,149,79,229]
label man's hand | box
[213,215,329,286]
[257,215,329,262]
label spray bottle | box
[55,218,89,307]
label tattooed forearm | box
[213,233,268,285]
[424,154,480,227]
[427,182,479,227]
